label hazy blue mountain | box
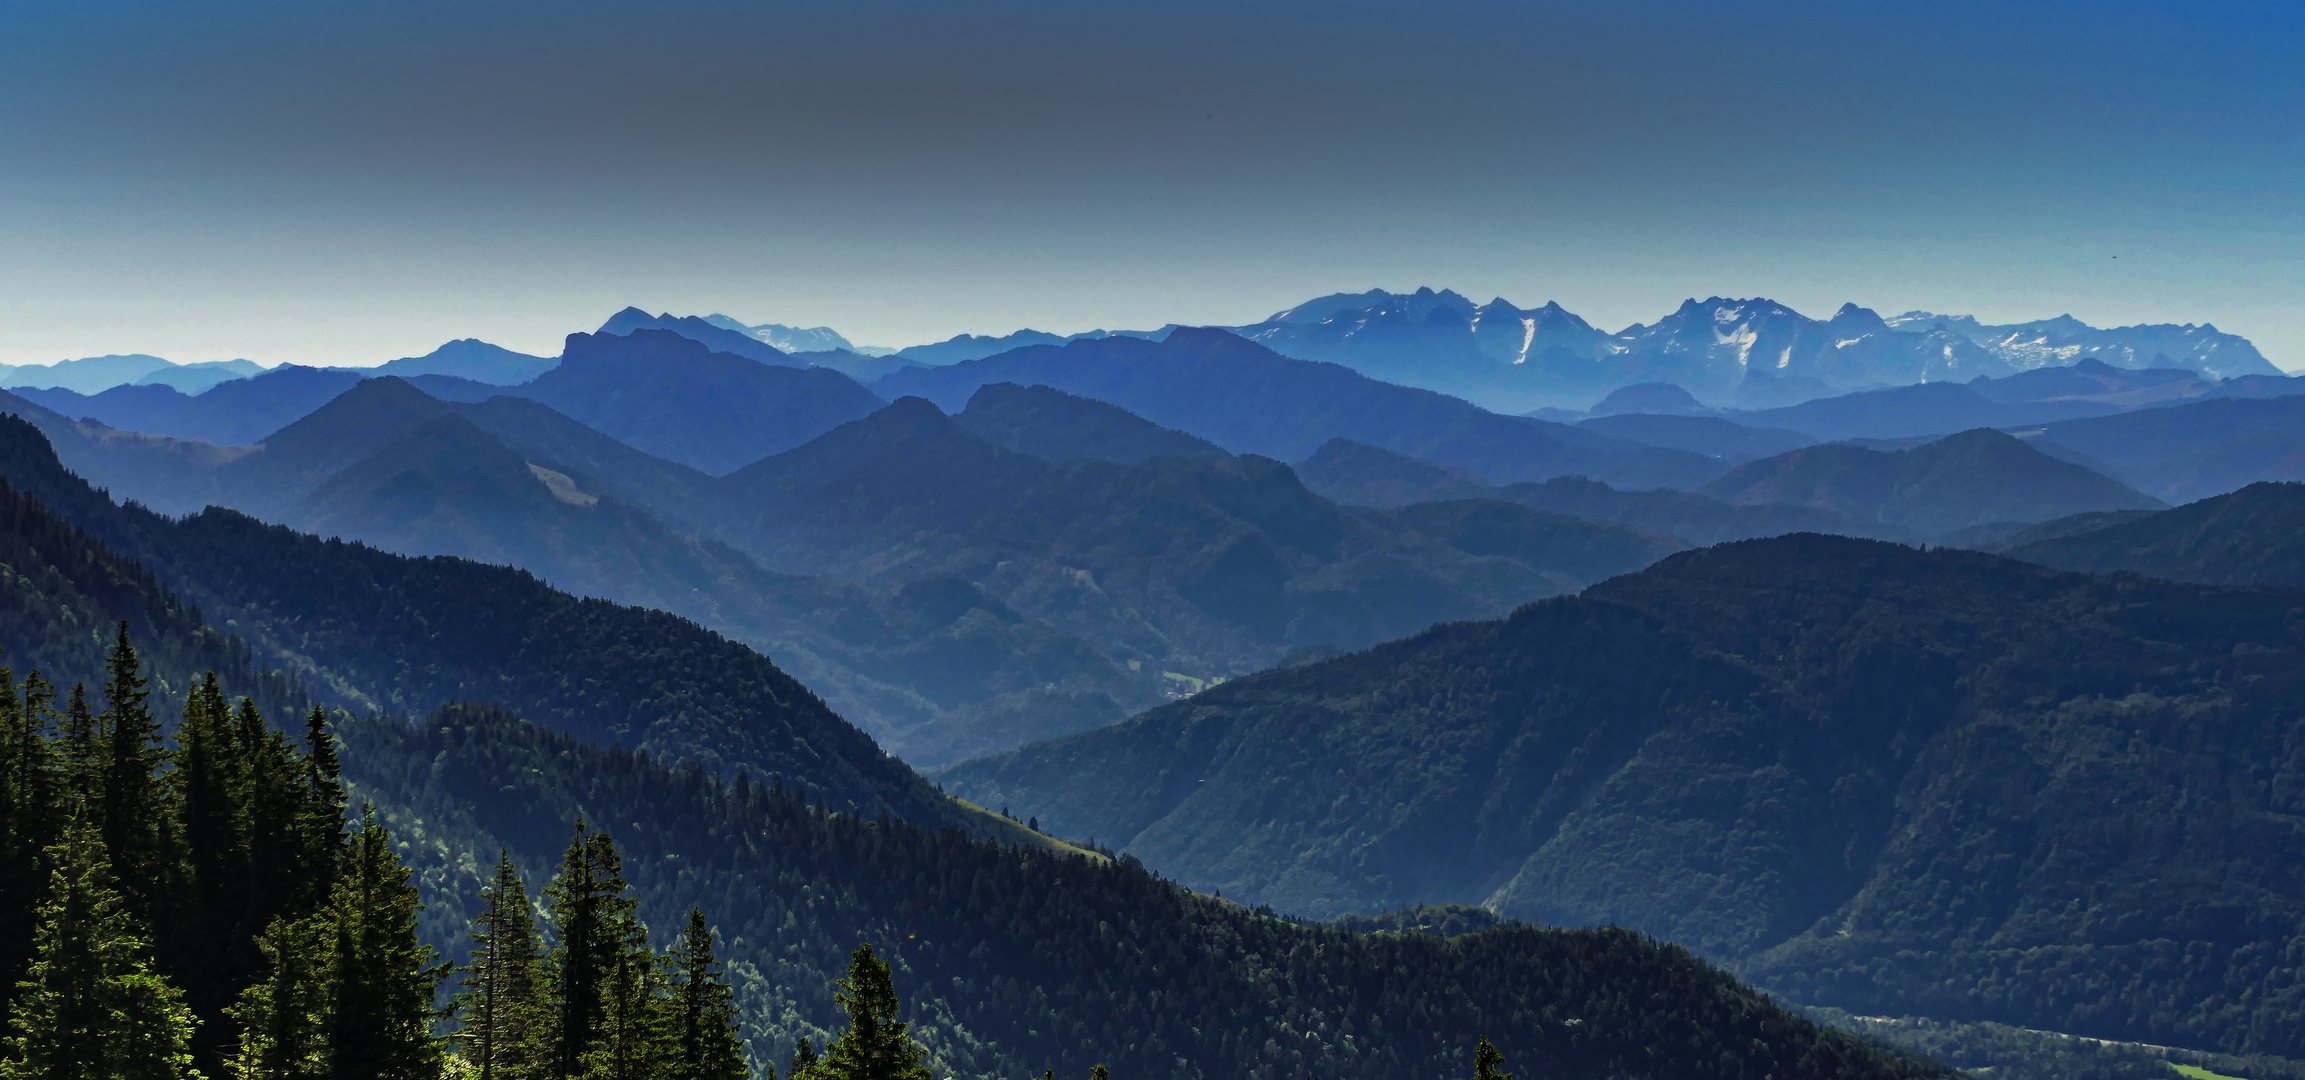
[898,328,1073,365]
[370,337,558,383]
[1731,380,2120,441]
[1293,438,1496,508]
[935,534,2305,1058]
[596,305,802,367]
[791,348,925,382]
[2022,394,2305,503]
[397,372,503,402]
[2001,481,2305,585]
[708,396,1665,703]
[951,382,1226,464]
[0,388,240,515]
[517,329,886,474]
[13,365,366,446]
[1967,356,2209,406]
[0,352,177,393]
[875,328,1727,491]
[131,357,264,393]
[1575,414,1816,464]
[1888,310,2281,380]
[1590,382,1714,416]
[1490,475,1899,545]
[1696,428,2164,536]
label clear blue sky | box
[2,0,2299,368]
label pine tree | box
[459,851,542,1080]
[293,707,346,916]
[669,908,747,1080]
[543,821,640,1079]
[327,808,448,1080]
[819,945,930,1080]
[1463,1035,1513,1080]
[0,820,197,1080]
[97,624,172,929]
[172,671,254,1060]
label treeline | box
[0,628,936,1080]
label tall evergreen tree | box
[96,624,171,930]
[293,707,346,915]
[543,821,639,1079]
[575,946,669,1080]
[669,908,747,1080]
[788,1037,820,1080]
[327,808,448,1080]
[226,914,329,1080]
[0,821,197,1080]
[0,666,62,993]
[172,671,252,1061]
[458,851,542,1080]
[819,945,930,1080]
[1464,1036,1513,1080]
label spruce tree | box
[226,914,329,1080]
[459,851,543,1080]
[327,808,448,1080]
[293,707,347,914]
[0,821,197,1080]
[0,665,62,993]
[787,1036,820,1080]
[670,908,747,1080]
[575,946,669,1080]
[96,625,171,929]
[819,945,930,1080]
[172,671,253,1060]
[1464,1035,1512,1080]
[543,821,639,1079]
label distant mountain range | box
[2,353,266,395]
[1229,288,2283,412]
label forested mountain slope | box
[0,473,1939,1080]
[940,534,2305,1058]
[2024,394,2305,502]
[0,414,950,823]
[2004,481,2305,585]
[350,704,1940,1080]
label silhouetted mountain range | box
[371,337,557,384]
[877,328,1727,490]
[2020,394,2305,503]
[1695,428,2163,536]
[15,365,365,446]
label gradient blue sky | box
[3,0,2300,368]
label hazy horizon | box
[6,0,2300,370]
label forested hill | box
[0,414,949,824]
[349,704,1940,1080]
[939,534,2305,1058]
[2004,480,2305,585]
[0,465,1941,1080]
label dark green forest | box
[942,534,2305,1059]
[0,418,1944,1079]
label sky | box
[2,0,2300,369]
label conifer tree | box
[226,914,329,1080]
[326,808,448,1080]
[670,908,748,1080]
[576,946,669,1080]
[1463,1035,1513,1080]
[97,625,171,929]
[459,851,542,1080]
[543,821,640,1079]
[0,820,197,1080]
[0,665,62,992]
[173,671,253,1051]
[293,707,346,914]
[819,945,930,1080]
[787,1036,820,1080]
